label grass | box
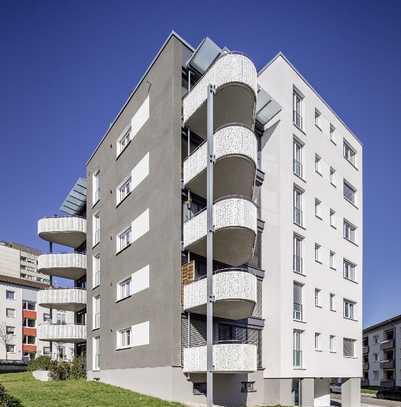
[361,387,378,396]
[0,372,184,407]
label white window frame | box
[343,219,357,244]
[314,108,321,129]
[314,288,321,308]
[117,327,132,349]
[116,126,132,157]
[6,308,15,318]
[344,300,356,320]
[92,170,100,206]
[6,326,15,335]
[116,175,132,205]
[293,186,304,227]
[117,277,132,301]
[315,154,322,175]
[92,296,100,330]
[343,180,357,206]
[330,293,336,311]
[92,212,100,247]
[293,282,303,321]
[330,124,336,144]
[330,335,336,353]
[293,234,304,275]
[293,329,303,368]
[6,344,16,353]
[293,138,303,178]
[314,198,322,219]
[330,209,336,229]
[343,259,356,282]
[329,251,336,269]
[315,243,322,263]
[343,140,357,167]
[343,338,356,358]
[330,167,336,187]
[293,89,304,130]
[92,254,100,288]
[117,226,132,253]
[314,332,321,351]
[93,336,100,371]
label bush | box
[69,357,86,380]
[0,384,23,407]
[27,356,51,372]
[48,357,86,380]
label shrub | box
[49,360,70,381]
[69,357,86,380]
[27,356,51,371]
[0,384,23,407]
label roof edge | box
[364,313,401,333]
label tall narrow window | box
[118,226,132,252]
[314,332,321,350]
[330,293,336,311]
[330,335,336,352]
[315,154,322,175]
[293,234,303,274]
[117,126,131,157]
[344,300,356,320]
[315,198,322,219]
[293,187,303,226]
[330,167,336,186]
[343,259,356,281]
[117,277,132,301]
[329,251,336,269]
[117,327,132,348]
[92,170,100,206]
[93,336,100,371]
[118,176,131,203]
[330,124,336,144]
[343,180,357,205]
[293,330,303,368]
[293,139,303,178]
[93,212,100,247]
[293,283,303,321]
[293,90,303,129]
[93,296,100,330]
[93,254,100,288]
[343,140,357,166]
[314,109,321,129]
[314,288,321,307]
[315,243,322,263]
[343,220,357,243]
[330,209,336,228]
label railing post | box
[207,84,215,407]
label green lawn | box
[0,372,184,407]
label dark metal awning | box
[255,87,281,126]
[60,177,87,215]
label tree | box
[0,323,13,361]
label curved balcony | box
[183,125,257,200]
[183,269,256,320]
[38,288,87,312]
[183,53,257,136]
[38,324,86,343]
[183,343,257,373]
[38,216,86,248]
[183,197,257,266]
[38,253,86,280]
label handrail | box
[193,267,251,282]
[40,251,87,255]
[40,214,86,220]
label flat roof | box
[0,241,42,256]
[0,274,48,290]
[364,314,401,334]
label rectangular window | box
[293,234,303,274]
[343,338,356,357]
[117,226,132,252]
[343,259,356,281]
[6,290,15,300]
[93,254,100,288]
[330,167,336,186]
[343,180,357,205]
[6,344,15,353]
[93,212,100,246]
[343,219,357,243]
[117,176,132,204]
[330,251,336,269]
[117,277,131,301]
[293,139,303,178]
[6,308,15,318]
[117,127,131,157]
[293,187,303,226]
[344,300,355,320]
[23,335,35,344]
[330,209,336,228]
[315,289,321,307]
[314,109,321,129]
[293,330,302,368]
[374,353,378,362]
[43,347,51,356]
[193,383,207,396]
[315,198,322,219]
[93,336,100,371]
[315,154,322,175]
[56,312,66,325]
[293,90,303,129]
[343,140,356,166]
[293,283,303,321]
[93,296,100,330]
[117,327,132,348]
[330,335,336,352]
[314,332,321,350]
[23,318,35,328]
[23,301,35,310]
[330,124,336,144]
[6,326,15,335]
[330,293,336,311]
[241,381,255,393]
[43,313,51,323]
[92,170,100,206]
[315,243,322,263]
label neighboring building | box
[39,32,363,406]
[0,241,49,284]
[0,274,49,361]
[363,314,401,388]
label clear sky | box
[1,0,400,327]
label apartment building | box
[0,274,50,361]
[363,314,401,388]
[38,32,363,406]
[0,241,49,284]
[36,177,87,361]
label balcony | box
[38,216,86,248]
[380,360,395,370]
[183,197,257,266]
[363,345,369,354]
[363,362,369,370]
[38,253,86,280]
[183,269,257,320]
[183,53,257,137]
[183,125,257,200]
[380,339,395,351]
[38,288,87,312]
[38,324,86,343]
[183,343,257,373]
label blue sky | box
[1,0,400,327]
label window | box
[117,127,131,156]
[117,226,132,252]
[22,301,35,310]
[344,300,356,320]
[343,338,356,357]
[93,336,100,370]
[293,330,303,368]
[92,170,100,205]
[293,187,303,226]
[241,382,255,393]
[93,296,100,330]
[117,277,131,301]
[117,327,132,348]
[6,308,15,318]
[117,176,131,204]
[330,293,336,311]
[43,347,51,356]
[293,234,303,274]
[6,290,15,300]
[193,383,207,396]
[330,124,336,144]
[314,109,321,129]
[23,335,35,344]
[315,198,322,219]
[43,313,51,323]
[56,312,66,325]
[343,259,356,281]
[293,139,303,178]
[374,353,378,362]
[330,251,336,269]
[373,370,379,381]
[373,335,379,344]
[315,289,321,307]
[293,283,303,321]
[93,212,100,246]
[23,318,35,328]
[6,345,15,353]
[343,219,357,243]
[293,90,303,129]
[330,209,336,228]
[6,326,15,335]
[315,154,322,175]
[330,335,336,352]
[93,254,100,288]
[343,180,357,205]
[315,243,322,263]
[330,167,336,186]
[343,140,356,166]
[314,332,321,350]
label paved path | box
[331,394,401,406]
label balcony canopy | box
[60,177,87,216]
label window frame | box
[6,290,15,300]
[343,259,357,282]
[343,299,356,320]
[117,225,132,253]
[293,89,304,130]
[92,170,100,207]
[116,276,132,301]
[117,327,132,349]
[116,175,132,206]
[343,179,357,206]
[343,139,357,168]
[314,108,322,130]
[116,126,132,158]
[343,219,357,244]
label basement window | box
[193,383,206,395]
[241,381,256,393]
